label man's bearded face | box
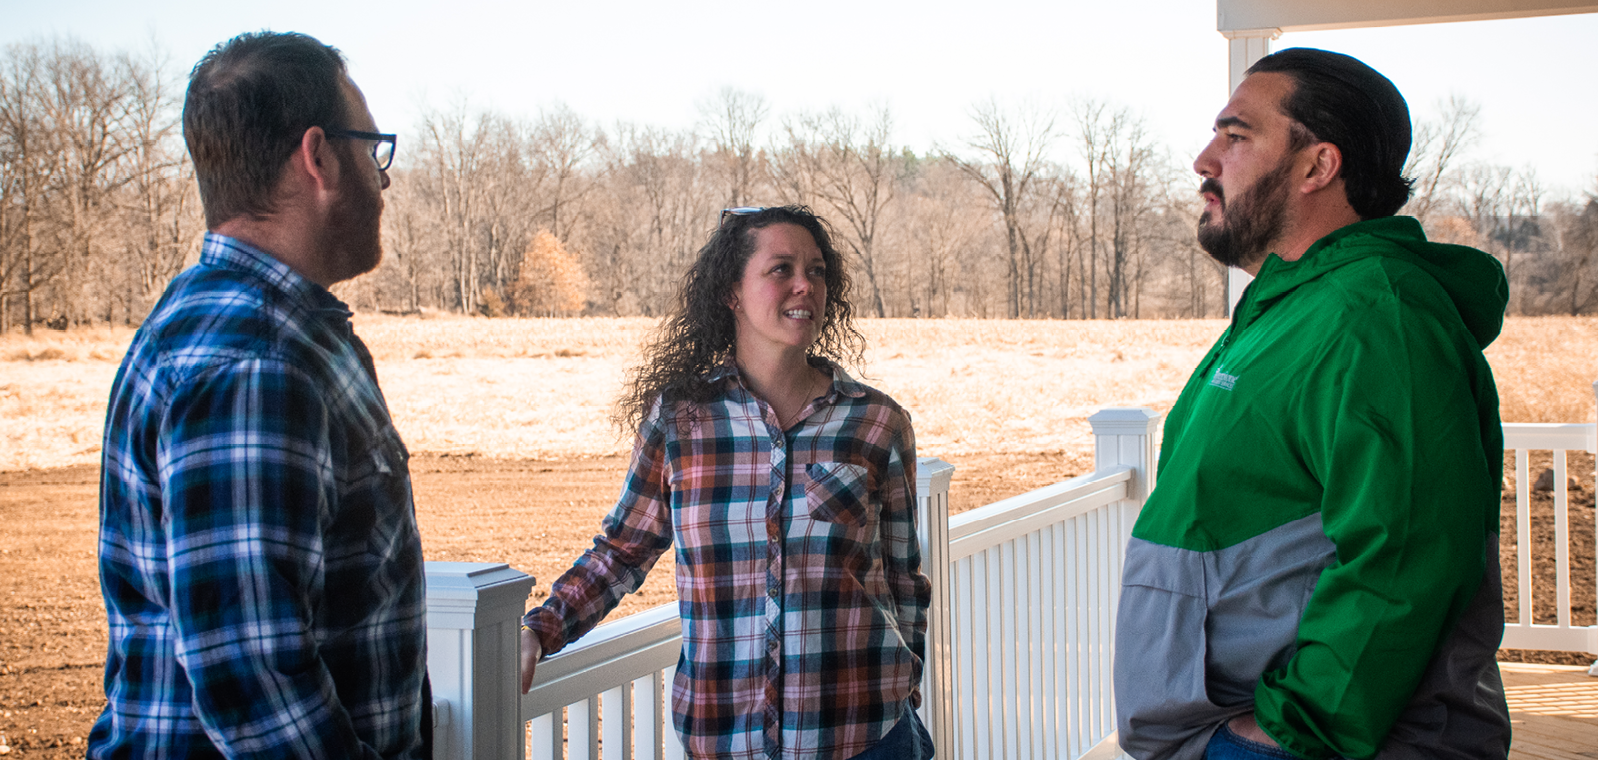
[1196,153,1295,270]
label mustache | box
[1199,179,1223,202]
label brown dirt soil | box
[0,450,1080,757]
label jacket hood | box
[1248,216,1508,349]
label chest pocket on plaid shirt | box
[803,461,873,527]
[335,428,414,561]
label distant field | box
[1,315,1594,471]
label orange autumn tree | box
[511,228,590,316]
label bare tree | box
[117,44,197,324]
[1073,100,1162,318]
[0,39,164,332]
[576,123,717,315]
[946,98,1057,318]
[42,40,142,325]
[375,170,439,313]
[416,103,508,314]
[698,87,768,207]
[528,103,602,240]
[1404,95,1481,229]
[897,157,989,316]
[0,42,55,334]
[772,105,900,317]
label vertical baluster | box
[601,685,631,759]
[998,541,1017,759]
[1554,449,1572,629]
[1109,496,1129,736]
[567,697,599,760]
[956,556,977,760]
[1040,522,1060,760]
[1102,505,1118,739]
[631,673,659,760]
[1069,514,1086,758]
[1517,449,1532,625]
[1026,529,1044,759]
[1095,507,1114,739]
[972,551,992,759]
[529,711,562,760]
[1052,519,1070,758]
[661,666,683,760]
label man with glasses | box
[91,31,428,760]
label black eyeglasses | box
[327,129,397,171]
[719,207,765,226]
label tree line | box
[4,39,1597,335]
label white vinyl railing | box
[521,604,682,760]
[941,408,1156,760]
[423,407,1161,760]
[1499,381,1598,656]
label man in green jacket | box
[1114,48,1511,760]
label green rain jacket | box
[1114,217,1512,760]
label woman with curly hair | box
[519,205,932,759]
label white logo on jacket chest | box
[1209,368,1238,391]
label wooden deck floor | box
[1097,662,1598,760]
[1503,662,1598,760]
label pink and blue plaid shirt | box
[526,362,928,760]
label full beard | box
[1196,157,1294,270]
[327,182,385,284]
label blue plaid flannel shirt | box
[90,233,429,759]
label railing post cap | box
[1088,407,1161,429]
[425,561,535,599]
[916,456,956,477]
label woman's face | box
[730,223,828,356]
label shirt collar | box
[200,232,352,319]
[713,357,869,401]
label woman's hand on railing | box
[520,626,543,694]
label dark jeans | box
[1204,721,1297,760]
[848,705,934,760]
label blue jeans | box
[1205,721,1298,760]
[848,705,934,760]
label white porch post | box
[426,562,538,760]
[1220,27,1280,316]
[1089,408,1161,505]
[915,457,956,755]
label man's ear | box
[1299,142,1343,195]
[294,125,341,197]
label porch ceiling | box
[1218,0,1598,32]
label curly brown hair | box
[616,205,865,433]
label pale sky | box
[6,0,1597,197]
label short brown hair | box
[183,32,349,227]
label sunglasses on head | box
[719,207,765,227]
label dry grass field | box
[4,315,1594,472]
[1,314,1596,756]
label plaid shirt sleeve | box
[880,413,929,696]
[158,358,377,760]
[526,408,675,654]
